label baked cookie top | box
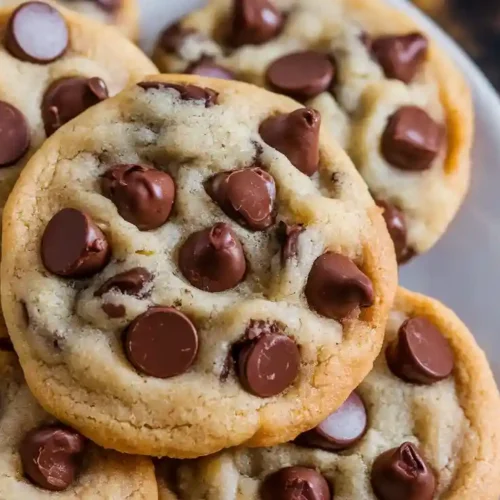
[154,0,473,263]
[0,0,139,39]
[0,1,155,333]
[1,74,396,458]
[0,343,158,499]
[160,288,500,500]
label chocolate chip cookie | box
[0,0,139,39]
[0,344,158,499]
[159,288,500,499]
[154,0,473,263]
[0,1,155,335]
[1,74,397,458]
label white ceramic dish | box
[138,0,500,381]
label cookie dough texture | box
[0,0,139,39]
[0,3,156,335]
[0,348,158,499]
[159,288,500,499]
[155,0,473,259]
[1,75,397,458]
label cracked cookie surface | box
[1,74,396,458]
[159,288,500,500]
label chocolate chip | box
[372,33,428,84]
[205,167,276,231]
[0,101,29,167]
[6,2,68,64]
[260,108,320,176]
[261,466,331,500]
[94,0,121,13]
[305,252,374,320]
[277,221,304,262]
[124,306,198,378]
[186,57,235,80]
[102,302,126,318]
[230,0,284,47]
[101,164,175,231]
[41,208,110,278]
[381,106,443,171]
[159,23,196,53]
[296,392,367,451]
[41,77,108,136]
[95,267,152,297]
[371,442,436,500]
[0,337,14,352]
[376,200,412,265]
[266,51,335,100]
[20,425,85,491]
[237,332,299,397]
[386,317,454,385]
[178,223,246,292]
[138,82,218,107]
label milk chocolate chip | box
[386,317,454,384]
[371,442,436,500]
[124,306,198,378]
[0,101,30,167]
[42,77,108,136]
[101,164,175,231]
[381,106,444,171]
[305,252,374,320]
[372,33,428,83]
[296,392,367,451]
[230,0,284,47]
[187,57,235,80]
[6,2,68,63]
[277,221,304,262]
[261,466,331,500]
[138,82,218,107]
[159,23,196,53]
[266,51,335,100]
[41,208,110,278]
[205,167,276,230]
[260,108,320,176]
[179,223,246,292]
[20,425,85,491]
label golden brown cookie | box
[1,74,396,458]
[159,288,500,499]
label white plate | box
[138,0,500,381]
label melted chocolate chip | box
[6,2,68,64]
[230,0,284,47]
[102,302,126,318]
[101,164,175,231]
[372,33,428,84]
[41,208,110,278]
[0,337,14,352]
[296,392,367,451]
[266,51,335,100]
[138,82,218,107]
[42,77,108,136]
[205,167,276,230]
[178,223,246,292]
[277,221,304,262]
[371,442,436,500]
[20,425,86,491]
[95,267,152,297]
[260,108,321,176]
[261,466,331,500]
[381,106,444,171]
[305,252,374,320]
[124,306,198,378]
[159,23,196,53]
[386,317,454,385]
[0,101,30,167]
[187,57,235,80]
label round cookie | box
[0,343,158,499]
[158,287,500,499]
[0,1,156,336]
[1,74,397,458]
[154,0,473,263]
[0,0,139,39]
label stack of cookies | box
[0,1,498,499]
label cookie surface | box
[0,344,158,499]
[159,288,500,499]
[0,0,138,39]
[154,0,473,263]
[1,74,396,458]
